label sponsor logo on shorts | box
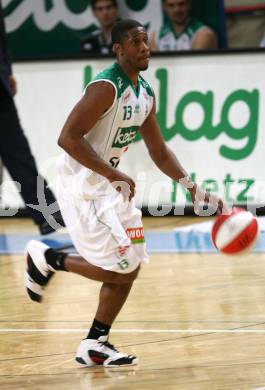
[118,259,129,270]
[126,227,145,244]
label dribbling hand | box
[107,170,136,201]
[190,185,229,216]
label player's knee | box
[128,265,140,281]
[114,265,140,284]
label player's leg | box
[25,187,145,366]
[76,280,139,367]
[94,280,135,324]
[76,201,147,367]
[25,241,139,301]
[75,199,148,367]
[64,253,139,284]
[24,240,140,367]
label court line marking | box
[1,320,265,323]
[1,328,265,333]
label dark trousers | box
[0,83,57,225]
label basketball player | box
[24,20,224,367]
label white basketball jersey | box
[57,62,154,197]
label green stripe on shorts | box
[131,238,145,244]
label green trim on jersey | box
[116,63,140,98]
[159,18,205,39]
[94,63,130,98]
[93,63,154,99]
[139,75,154,97]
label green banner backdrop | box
[3,0,223,59]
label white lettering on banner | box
[117,0,162,37]
[3,0,94,32]
[3,0,162,35]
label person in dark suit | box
[81,0,119,55]
[0,1,64,234]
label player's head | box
[91,0,118,28]
[112,20,150,72]
[162,0,191,26]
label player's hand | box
[107,170,136,201]
[189,185,229,215]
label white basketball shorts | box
[56,175,149,274]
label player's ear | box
[113,43,123,56]
[112,43,117,53]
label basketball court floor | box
[1,217,265,390]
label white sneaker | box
[24,240,55,302]
[75,336,138,367]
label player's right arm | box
[58,81,135,199]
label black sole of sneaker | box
[27,254,50,286]
[26,285,42,303]
[75,357,88,365]
[104,360,138,368]
[25,254,54,302]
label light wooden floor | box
[1,217,265,390]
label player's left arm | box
[139,97,225,213]
[192,27,218,50]
[140,99,189,183]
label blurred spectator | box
[0,0,64,234]
[226,11,265,48]
[261,33,265,48]
[81,0,119,54]
[152,0,217,51]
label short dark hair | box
[91,0,117,10]
[111,19,144,44]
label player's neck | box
[118,61,139,87]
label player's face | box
[93,0,118,28]
[121,28,150,71]
[163,0,190,25]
